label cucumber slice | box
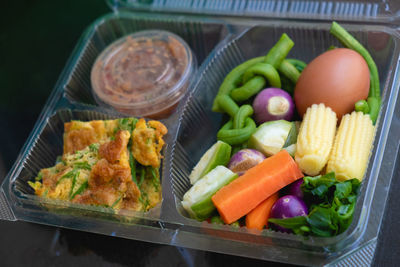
[189,141,232,185]
[248,120,292,156]
[182,166,238,221]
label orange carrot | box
[212,150,303,224]
[245,192,279,230]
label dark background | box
[1,0,399,266]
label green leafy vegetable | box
[129,151,137,185]
[56,169,77,185]
[150,167,160,192]
[117,118,139,133]
[70,181,88,200]
[74,162,92,170]
[89,143,99,153]
[269,172,360,237]
[69,171,80,198]
[111,194,123,208]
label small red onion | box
[270,195,308,233]
[253,88,294,124]
[227,149,266,176]
[288,179,304,199]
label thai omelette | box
[29,117,167,212]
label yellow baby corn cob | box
[327,111,375,181]
[295,104,337,175]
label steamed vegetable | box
[212,57,265,113]
[189,141,232,185]
[248,120,293,156]
[245,193,279,230]
[213,33,294,113]
[295,104,337,176]
[294,48,370,120]
[228,149,266,176]
[182,166,238,221]
[212,150,304,224]
[270,195,308,232]
[231,63,281,102]
[278,60,301,84]
[252,88,294,124]
[217,118,257,146]
[269,173,361,236]
[327,111,375,181]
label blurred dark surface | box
[0,0,398,266]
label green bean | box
[217,95,240,117]
[242,63,281,87]
[354,100,370,114]
[217,118,256,145]
[286,58,307,72]
[233,105,254,129]
[367,97,379,124]
[330,22,380,101]
[264,33,295,68]
[212,57,265,112]
[278,60,301,84]
[231,62,281,103]
[230,76,266,102]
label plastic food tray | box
[1,1,400,265]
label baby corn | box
[295,104,337,175]
[327,111,375,181]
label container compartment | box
[171,21,398,249]
[9,108,176,220]
[64,12,229,110]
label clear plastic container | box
[91,30,195,119]
[1,1,400,266]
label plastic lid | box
[91,30,195,118]
[108,0,400,24]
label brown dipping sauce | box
[91,30,194,119]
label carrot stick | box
[212,150,303,224]
[245,192,279,230]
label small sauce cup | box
[91,30,195,119]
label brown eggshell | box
[294,48,370,120]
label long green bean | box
[217,95,240,117]
[242,63,281,87]
[233,105,254,129]
[367,97,379,124]
[278,60,301,84]
[230,76,266,102]
[217,118,256,145]
[264,33,295,68]
[212,57,265,112]
[286,58,307,72]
